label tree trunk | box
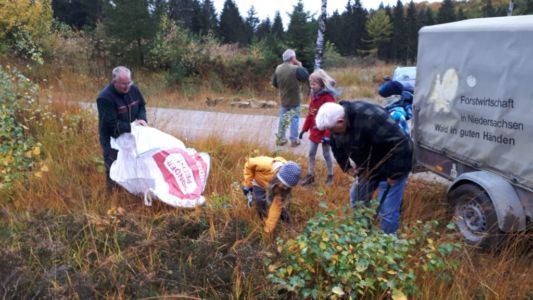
[314,0,327,70]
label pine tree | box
[325,11,343,53]
[286,0,315,69]
[337,0,368,56]
[197,0,218,36]
[256,18,272,40]
[52,0,103,29]
[437,0,456,24]
[423,7,434,26]
[482,0,496,17]
[522,0,533,14]
[218,0,245,44]
[366,9,393,59]
[168,0,201,33]
[391,0,407,62]
[405,1,418,62]
[272,11,285,39]
[457,6,467,20]
[103,0,158,66]
[244,6,260,44]
[381,5,394,61]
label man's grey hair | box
[282,49,296,62]
[316,102,345,131]
[112,66,131,81]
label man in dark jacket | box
[316,101,413,234]
[97,66,147,190]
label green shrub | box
[0,65,44,188]
[266,202,461,299]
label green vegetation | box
[0,66,44,188]
[267,203,460,299]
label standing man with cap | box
[315,101,413,234]
[272,49,310,147]
[242,156,302,233]
[97,66,148,191]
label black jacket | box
[330,100,413,181]
[97,83,147,150]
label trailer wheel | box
[448,184,505,249]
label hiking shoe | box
[300,174,315,186]
[325,175,333,186]
[290,140,301,147]
[276,138,288,146]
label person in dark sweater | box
[97,66,147,190]
[315,101,413,234]
[272,49,309,147]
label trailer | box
[413,16,533,248]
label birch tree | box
[314,0,327,70]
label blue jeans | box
[277,105,300,142]
[349,176,408,234]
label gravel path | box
[84,103,449,184]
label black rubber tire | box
[448,184,506,249]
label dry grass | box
[0,99,531,299]
[25,61,398,116]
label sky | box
[213,0,441,28]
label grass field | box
[1,63,531,299]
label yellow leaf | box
[32,147,41,156]
[392,289,408,300]
[387,270,397,275]
[287,265,293,276]
[427,238,434,244]
[107,207,116,215]
[35,171,42,178]
[25,150,32,158]
[40,164,49,172]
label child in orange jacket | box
[242,156,301,233]
[299,69,338,186]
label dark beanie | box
[378,80,404,97]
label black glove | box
[242,186,251,196]
[299,131,306,140]
[321,137,330,145]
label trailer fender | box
[448,171,526,232]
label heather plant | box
[266,202,461,299]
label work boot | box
[325,175,333,186]
[290,140,300,147]
[300,174,315,186]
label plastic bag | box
[110,124,210,208]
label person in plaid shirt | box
[315,101,413,234]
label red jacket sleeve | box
[302,98,313,132]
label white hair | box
[316,102,345,130]
[282,49,296,62]
[112,66,131,81]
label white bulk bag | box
[109,124,210,208]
